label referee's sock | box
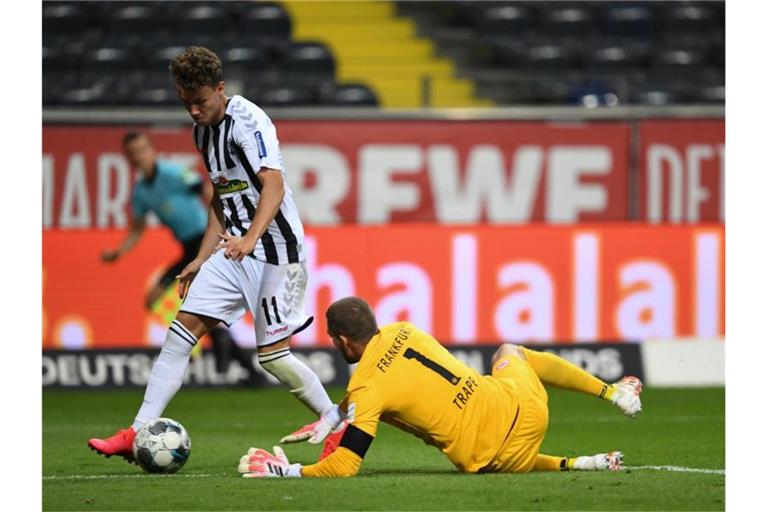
[259,348,334,416]
[521,347,616,401]
[132,320,197,430]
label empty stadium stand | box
[42,0,724,108]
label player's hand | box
[176,258,204,300]
[238,446,301,478]
[217,232,256,262]
[101,249,120,263]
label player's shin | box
[258,348,333,416]
[132,321,197,430]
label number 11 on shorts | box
[261,296,282,326]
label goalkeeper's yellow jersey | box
[301,322,522,477]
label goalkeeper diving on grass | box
[239,297,643,478]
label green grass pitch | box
[43,386,724,511]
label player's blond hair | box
[169,46,223,91]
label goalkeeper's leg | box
[534,453,623,472]
[491,344,642,417]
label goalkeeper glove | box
[238,446,302,478]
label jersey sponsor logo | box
[255,131,267,158]
[214,176,249,195]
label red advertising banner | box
[43,121,630,226]
[42,224,724,349]
[639,119,725,223]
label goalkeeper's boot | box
[319,421,348,461]
[610,376,643,417]
[88,427,136,463]
[572,451,624,471]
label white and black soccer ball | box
[132,418,191,474]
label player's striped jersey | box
[193,95,304,265]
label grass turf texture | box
[43,387,724,511]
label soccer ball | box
[132,418,191,474]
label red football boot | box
[88,427,137,463]
[319,421,348,461]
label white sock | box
[132,320,197,430]
[259,349,333,416]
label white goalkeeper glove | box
[280,405,346,445]
[238,446,302,478]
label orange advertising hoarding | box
[43,224,723,348]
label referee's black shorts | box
[156,233,205,289]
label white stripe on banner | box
[627,465,725,475]
[43,473,215,481]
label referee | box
[102,130,260,383]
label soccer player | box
[101,131,260,384]
[238,297,643,478]
[88,47,342,461]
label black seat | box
[652,48,706,69]
[585,40,650,71]
[131,86,180,106]
[543,6,594,37]
[82,46,136,72]
[58,86,111,106]
[106,3,166,34]
[599,3,656,37]
[323,83,378,106]
[473,4,534,36]
[219,46,267,81]
[173,4,232,35]
[43,2,90,35]
[259,85,316,107]
[238,2,292,39]
[663,4,717,35]
[282,43,335,80]
[525,42,582,70]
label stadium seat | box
[130,87,180,107]
[219,47,268,82]
[82,46,137,72]
[652,48,706,69]
[598,3,656,37]
[543,6,594,37]
[473,4,534,35]
[663,3,717,35]
[322,83,379,106]
[585,41,650,71]
[238,2,292,39]
[43,2,90,34]
[173,4,231,36]
[282,42,336,80]
[525,42,582,70]
[106,3,166,35]
[259,85,317,107]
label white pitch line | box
[627,465,725,475]
[43,473,215,481]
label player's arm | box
[239,387,382,478]
[177,188,226,299]
[101,215,146,262]
[219,167,284,261]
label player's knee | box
[492,344,525,365]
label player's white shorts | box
[179,250,312,348]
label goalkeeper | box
[239,297,642,478]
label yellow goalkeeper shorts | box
[481,354,549,473]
